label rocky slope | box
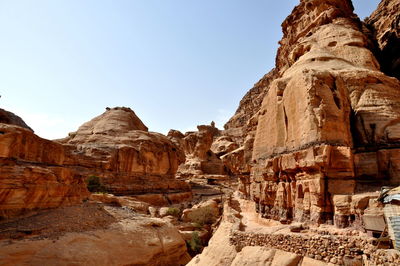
[0,203,191,265]
[0,107,191,218]
[224,0,400,228]
[0,108,33,131]
[60,107,190,202]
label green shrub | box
[166,207,181,217]
[191,222,203,229]
[186,231,202,255]
[85,175,106,193]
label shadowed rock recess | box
[224,0,400,227]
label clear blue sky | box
[0,0,380,139]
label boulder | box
[182,199,220,224]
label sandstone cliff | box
[0,108,33,132]
[0,107,191,218]
[169,124,228,178]
[366,0,400,80]
[61,107,190,200]
[226,0,400,228]
[0,124,89,218]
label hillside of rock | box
[0,107,191,218]
[224,0,400,228]
[169,124,227,179]
[0,203,191,265]
[60,107,190,201]
[0,108,33,131]
[366,0,400,80]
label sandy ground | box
[0,202,116,241]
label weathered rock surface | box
[366,0,400,80]
[221,71,279,184]
[0,107,191,218]
[0,124,89,218]
[59,107,190,198]
[0,108,33,132]
[0,207,191,266]
[225,0,400,227]
[224,69,279,132]
[170,125,227,178]
[181,199,220,224]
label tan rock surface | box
[0,124,89,218]
[172,124,227,178]
[246,0,400,226]
[59,107,189,196]
[181,199,220,224]
[224,68,279,132]
[0,207,191,266]
[0,107,191,218]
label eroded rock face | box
[0,107,191,217]
[224,69,279,132]
[170,125,227,178]
[0,108,33,132]
[228,0,400,226]
[221,70,279,183]
[0,124,90,218]
[0,215,191,265]
[60,107,190,198]
[366,0,400,80]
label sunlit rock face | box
[0,107,191,218]
[170,125,228,178]
[0,123,89,218]
[228,0,400,226]
[60,107,191,203]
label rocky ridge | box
[0,107,191,218]
[223,0,400,228]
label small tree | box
[186,231,203,255]
[85,175,106,193]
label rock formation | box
[227,0,400,228]
[366,0,400,80]
[0,124,89,218]
[0,204,191,266]
[0,107,191,218]
[0,108,33,131]
[169,124,227,178]
[60,107,190,202]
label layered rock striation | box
[229,0,400,227]
[60,107,190,199]
[0,107,191,218]
[0,124,89,218]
